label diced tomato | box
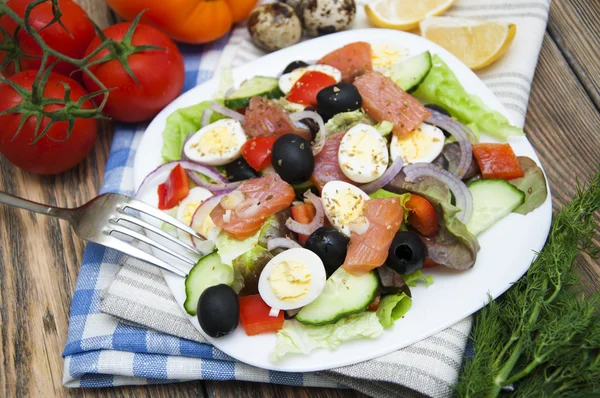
[405,194,438,237]
[423,257,441,269]
[367,295,381,311]
[157,164,190,210]
[472,143,524,180]
[239,295,285,336]
[291,203,316,245]
[241,137,276,172]
[287,71,337,106]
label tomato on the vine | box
[82,22,185,123]
[0,71,98,175]
[0,0,96,77]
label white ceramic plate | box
[133,29,552,373]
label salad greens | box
[376,293,412,329]
[414,55,524,141]
[509,157,549,215]
[374,121,394,136]
[402,270,434,287]
[271,311,384,361]
[324,110,372,135]
[215,229,261,266]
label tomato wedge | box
[405,194,438,237]
[239,295,284,336]
[157,164,190,210]
[241,136,276,172]
[472,143,524,180]
[287,71,337,106]
[290,203,316,245]
[423,257,441,268]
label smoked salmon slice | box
[353,72,430,137]
[317,42,373,83]
[343,198,404,275]
[311,131,356,192]
[211,173,295,240]
[243,97,312,142]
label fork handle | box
[0,192,72,221]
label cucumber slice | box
[386,51,432,92]
[296,267,378,326]
[466,179,526,236]
[225,76,283,109]
[184,252,234,315]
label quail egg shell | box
[248,3,303,52]
[302,0,356,37]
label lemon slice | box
[420,16,517,70]
[365,0,455,31]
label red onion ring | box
[190,192,232,239]
[425,109,475,180]
[360,157,405,194]
[210,101,245,122]
[403,163,473,224]
[285,191,325,235]
[267,237,301,252]
[200,109,213,128]
[235,198,261,219]
[289,110,326,156]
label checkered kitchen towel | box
[63,1,550,397]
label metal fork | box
[0,192,204,277]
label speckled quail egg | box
[248,3,303,52]
[280,0,306,20]
[302,0,356,37]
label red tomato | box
[405,195,438,237]
[241,136,276,172]
[83,22,184,123]
[157,164,190,209]
[423,257,441,269]
[287,71,337,106]
[367,295,381,311]
[0,71,97,175]
[290,203,316,245]
[239,295,284,336]
[0,0,96,77]
[472,143,524,180]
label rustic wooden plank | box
[204,381,366,398]
[547,0,600,110]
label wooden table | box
[1,1,599,397]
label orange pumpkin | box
[105,0,258,44]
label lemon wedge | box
[420,16,517,70]
[365,0,455,31]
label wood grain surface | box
[0,1,598,397]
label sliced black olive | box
[425,104,451,116]
[225,158,259,182]
[283,60,309,74]
[386,231,426,275]
[305,226,349,276]
[271,134,314,184]
[299,105,320,139]
[197,284,239,338]
[316,83,362,121]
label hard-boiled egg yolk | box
[371,43,404,71]
[268,261,312,302]
[390,123,445,164]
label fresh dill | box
[455,171,600,397]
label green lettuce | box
[324,110,372,135]
[161,99,226,163]
[509,157,548,215]
[215,229,261,266]
[374,121,393,136]
[270,312,383,361]
[402,270,434,287]
[376,293,412,328]
[414,54,524,141]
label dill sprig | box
[456,171,600,397]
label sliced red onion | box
[180,133,195,161]
[285,191,325,235]
[349,216,370,235]
[426,109,475,180]
[235,198,261,219]
[200,108,213,128]
[289,110,326,156]
[267,237,301,251]
[220,190,244,210]
[403,163,473,224]
[191,192,231,235]
[210,101,245,122]
[360,157,405,194]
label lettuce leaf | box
[270,312,383,361]
[324,110,372,135]
[376,293,412,328]
[375,121,393,136]
[402,270,434,287]
[161,99,226,163]
[414,55,524,141]
[215,229,261,266]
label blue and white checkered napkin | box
[63,1,550,396]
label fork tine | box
[113,213,201,255]
[121,198,205,240]
[99,234,188,277]
[108,224,198,266]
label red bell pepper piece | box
[472,143,524,180]
[157,164,190,210]
[239,295,285,336]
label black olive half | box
[283,60,309,74]
[197,284,239,338]
[305,226,349,276]
[271,134,314,185]
[316,83,362,121]
[225,158,259,182]
[386,231,426,275]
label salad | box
[137,41,548,361]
